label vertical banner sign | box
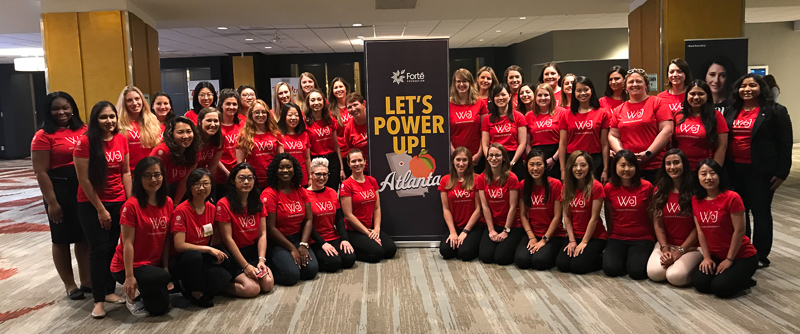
[365,39,449,242]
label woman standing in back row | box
[185,81,217,124]
[117,86,162,173]
[449,68,488,173]
[657,58,692,112]
[599,66,628,111]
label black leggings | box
[602,238,655,280]
[439,225,485,261]
[556,238,607,274]
[312,238,357,272]
[479,226,525,265]
[112,265,171,316]
[348,230,397,263]
[515,236,567,270]
[729,162,774,264]
[312,153,343,191]
[693,254,758,298]
[77,201,122,303]
[169,250,232,299]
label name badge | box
[202,224,213,237]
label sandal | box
[67,288,85,300]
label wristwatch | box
[462,229,470,235]
[503,227,511,233]
[299,242,309,248]
[644,150,653,158]
[542,236,549,243]
[678,246,685,254]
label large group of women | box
[30,58,791,319]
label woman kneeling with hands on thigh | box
[439,147,484,261]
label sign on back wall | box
[365,38,450,242]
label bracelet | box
[258,257,267,261]
[461,229,470,234]
[660,244,670,250]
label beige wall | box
[745,22,800,142]
[552,28,629,62]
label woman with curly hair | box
[149,116,199,201]
[236,99,283,190]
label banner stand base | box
[396,241,438,248]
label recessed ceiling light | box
[217,27,228,30]
[496,30,502,33]
[353,23,362,27]
[264,46,272,49]
[357,35,365,39]
[245,38,253,41]
[519,17,526,20]
[479,39,484,41]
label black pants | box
[267,233,319,286]
[641,169,658,184]
[729,162,774,264]
[312,238,357,272]
[439,225,485,261]
[112,265,171,316]
[479,226,525,265]
[533,144,560,180]
[77,201,122,303]
[312,153,342,191]
[45,167,84,244]
[473,155,486,175]
[693,254,758,298]
[169,250,232,299]
[348,230,397,263]
[602,238,654,280]
[514,236,566,270]
[556,238,607,274]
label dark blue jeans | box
[267,233,319,286]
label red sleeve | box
[507,174,520,190]
[215,201,231,223]
[437,175,449,192]
[609,107,620,128]
[557,112,568,130]
[552,179,563,201]
[120,201,138,228]
[263,188,278,213]
[592,180,605,200]
[603,182,613,197]
[303,132,311,149]
[479,99,489,115]
[715,112,729,133]
[331,117,339,132]
[299,187,310,203]
[601,108,611,129]
[653,97,673,122]
[480,115,490,132]
[171,208,188,233]
[73,136,90,158]
[729,191,745,213]
[340,179,353,197]
[475,175,486,190]
[368,176,379,190]
[514,111,527,127]
[333,189,341,209]
[30,130,51,151]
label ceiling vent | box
[375,0,417,9]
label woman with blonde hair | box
[272,82,295,120]
[296,72,321,111]
[236,99,283,190]
[116,86,162,173]
[450,68,488,173]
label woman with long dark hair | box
[559,76,610,182]
[439,147,484,261]
[116,86,162,173]
[692,159,758,298]
[185,81,218,123]
[658,58,693,111]
[31,91,90,300]
[73,101,131,318]
[296,72,321,111]
[703,56,739,115]
[673,80,728,170]
[305,88,345,189]
[150,91,175,129]
[725,73,793,268]
[599,66,628,110]
[236,99,283,190]
[263,153,318,285]
[195,107,223,179]
[328,77,353,165]
[306,157,356,272]
[481,84,527,182]
[149,117,199,201]
[237,85,257,120]
[647,149,702,286]
[504,65,524,109]
[450,68,488,174]
[278,102,312,186]
[477,143,523,265]
[560,73,576,109]
[110,157,172,317]
[522,83,563,179]
[215,89,245,197]
[514,150,565,270]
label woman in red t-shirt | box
[305,88,345,189]
[306,157,356,272]
[236,99,284,190]
[476,66,499,105]
[692,159,758,298]
[263,153,318,285]
[116,86,162,173]
[328,77,353,163]
[217,163,273,297]
[237,85,257,121]
[599,66,628,111]
[673,80,728,170]
[608,69,674,182]
[341,149,397,262]
[110,157,172,317]
[296,72,321,112]
[647,149,702,286]
[195,108,223,181]
[504,65,524,110]
[343,94,370,176]
[150,92,175,127]
[482,84,527,182]
[450,69,488,174]
[558,76,610,182]
[657,58,692,112]
[278,102,312,186]
[215,89,245,197]
[522,83,562,180]
[170,169,232,308]
[272,82,294,121]
[439,147,484,261]
[602,150,655,280]
[150,116,198,201]
[477,143,522,265]
[31,91,90,300]
[185,81,217,124]
[560,73,576,109]
[514,150,565,270]
[538,62,563,106]
[556,151,606,274]
[73,101,131,317]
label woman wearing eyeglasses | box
[307,157,356,272]
[185,82,217,124]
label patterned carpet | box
[1,154,800,333]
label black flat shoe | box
[68,288,85,300]
[758,261,770,269]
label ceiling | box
[0,0,799,63]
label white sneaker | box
[126,298,149,317]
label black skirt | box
[45,167,85,244]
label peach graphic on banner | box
[409,149,436,178]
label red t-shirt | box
[246,132,282,188]
[31,126,87,169]
[340,176,379,230]
[475,173,521,228]
[73,133,129,203]
[110,197,173,272]
[215,197,263,249]
[660,191,695,246]
[481,111,527,153]
[450,100,488,155]
[729,108,758,164]
[604,181,654,241]
[692,191,757,260]
[553,91,562,107]
[343,120,369,165]
[197,142,219,170]
[184,110,199,124]
[567,179,606,239]
[337,108,353,158]
[656,90,685,114]
[307,187,341,242]
[171,200,215,247]
[521,177,565,237]
[307,117,339,156]
[124,122,155,172]
[261,186,309,237]
[673,112,729,169]
[216,122,243,183]
[559,108,609,154]
[282,132,311,185]
[438,174,481,229]
[526,108,563,147]
[599,96,624,111]
[610,96,672,170]
[149,142,192,184]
